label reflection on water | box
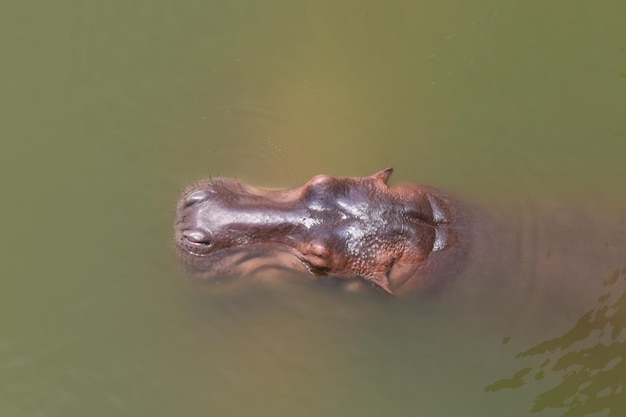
[486,267,626,416]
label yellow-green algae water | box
[1,1,626,416]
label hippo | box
[175,168,476,295]
[174,168,625,300]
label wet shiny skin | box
[174,168,467,294]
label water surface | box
[1,0,625,416]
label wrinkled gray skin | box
[174,168,473,295]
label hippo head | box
[175,168,465,295]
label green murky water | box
[1,1,625,416]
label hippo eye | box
[309,174,333,186]
[299,240,331,270]
[302,175,338,209]
[183,229,212,246]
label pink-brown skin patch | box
[174,168,472,295]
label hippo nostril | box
[183,190,213,208]
[183,229,211,245]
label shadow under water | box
[486,267,626,417]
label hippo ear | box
[371,168,393,184]
[364,273,394,295]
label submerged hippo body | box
[175,168,475,295]
[175,168,625,303]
